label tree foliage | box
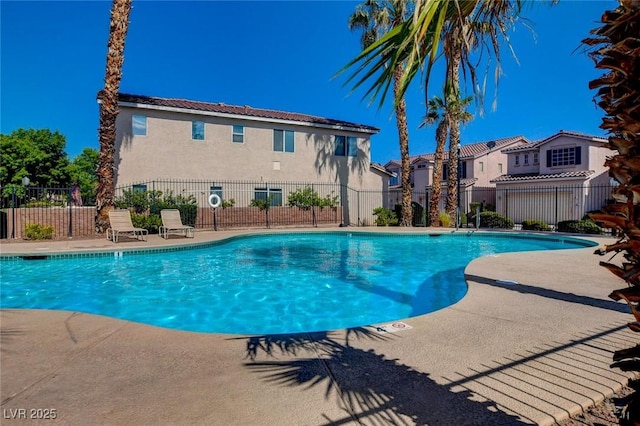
[67,148,99,204]
[0,128,70,188]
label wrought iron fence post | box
[312,183,317,227]
[11,186,16,238]
[68,186,73,237]
[555,186,559,229]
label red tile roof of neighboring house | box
[97,91,380,134]
[408,135,529,163]
[490,170,595,183]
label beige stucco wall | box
[114,107,381,191]
[506,149,539,175]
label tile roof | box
[502,130,608,153]
[97,91,379,134]
[408,135,529,163]
[490,170,595,183]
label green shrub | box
[288,186,338,210]
[24,223,54,240]
[116,190,198,226]
[439,211,453,228]
[373,207,398,226]
[521,219,552,231]
[252,196,279,211]
[556,219,602,234]
[479,211,514,229]
[221,198,235,209]
[131,213,162,234]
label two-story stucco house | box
[99,92,391,225]
[491,131,614,225]
[384,136,529,213]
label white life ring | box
[208,193,221,208]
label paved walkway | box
[0,229,635,425]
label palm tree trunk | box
[429,119,448,226]
[445,38,462,221]
[445,120,461,220]
[95,0,132,233]
[393,63,413,226]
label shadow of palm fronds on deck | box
[238,326,527,425]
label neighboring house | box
[385,136,529,213]
[98,92,390,225]
[491,130,614,225]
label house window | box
[254,188,282,206]
[442,163,466,180]
[132,115,147,136]
[210,186,223,199]
[498,163,503,173]
[132,184,147,193]
[479,161,484,172]
[533,153,539,165]
[192,121,205,140]
[524,154,529,165]
[232,125,244,143]
[389,171,399,186]
[274,130,294,153]
[334,136,346,156]
[347,137,358,157]
[548,146,581,167]
[515,155,520,166]
[417,164,426,169]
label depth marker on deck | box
[374,321,413,333]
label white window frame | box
[232,125,244,143]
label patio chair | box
[107,209,148,243]
[159,209,194,239]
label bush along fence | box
[0,180,617,239]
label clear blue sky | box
[1,0,617,165]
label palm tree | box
[342,0,524,115]
[423,92,472,225]
[349,0,414,226]
[584,2,640,422]
[95,0,132,233]
[422,96,448,225]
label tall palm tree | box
[584,2,640,422]
[95,0,132,233]
[444,93,473,220]
[423,92,472,225]
[349,0,414,226]
[423,95,448,225]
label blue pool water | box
[1,232,596,335]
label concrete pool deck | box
[0,228,635,425]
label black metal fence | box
[0,180,617,239]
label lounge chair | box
[159,209,194,239]
[107,209,148,243]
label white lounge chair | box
[159,209,194,239]
[107,209,148,243]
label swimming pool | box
[1,232,596,335]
